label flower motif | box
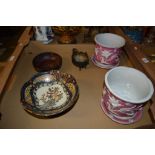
[40,87,63,104]
[101,50,111,58]
[109,96,120,108]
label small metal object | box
[72,48,89,70]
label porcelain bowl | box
[94,33,125,67]
[101,66,154,124]
[21,71,79,118]
[105,66,154,103]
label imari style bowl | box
[101,66,154,124]
[21,71,79,118]
[93,33,125,69]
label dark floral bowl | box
[20,71,79,118]
[32,52,62,72]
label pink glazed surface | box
[94,43,121,66]
[101,86,143,124]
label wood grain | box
[0,27,32,96]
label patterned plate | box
[21,71,79,118]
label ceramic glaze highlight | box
[93,33,125,69]
[101,66,154,124]
[21,71,79,118]
[32,82,70,110]
[101,86,143,124]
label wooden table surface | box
[0,41,152,128]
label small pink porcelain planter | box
[101,66,154,124]
[94,33,125,68]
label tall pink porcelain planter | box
[94,33,125,68]
[101,66,154,124]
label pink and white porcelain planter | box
[101,66,154,124]
[94,33,125,68]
